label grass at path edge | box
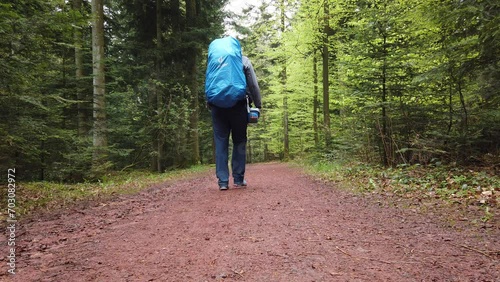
[297,159,498,225]
[1,165,212,222]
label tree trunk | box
[186,0,200,165]
[447,76,453,136]
[172,0,180,32]
[322,1,331,150]
[155,0,164,172]
[149,82,158,171]
[283,91,289,159]
[264,143,269,161]
[280,0,289,160]
[313,52,319,148]
[381,33,389,166]
[91,0,107,169]
[73,0,86,137]
[457,80,468,133]
[189,61,201,165]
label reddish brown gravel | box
[2,163,499,281]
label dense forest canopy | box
[1,0,498,181]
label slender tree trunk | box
[264,143,269,161]
[155,0,164,172]
[322,1,331,150]
[171,0,180,32]
[447,78,453,136]
[73,0,86,137]
[457,79,469,162]
[283,94,289,158]
[186,0,200,165]
[189,59,200,165]
[381,33,389,166]
[280,0,289,160]
[149,81,158,171]
[91,0,107,169]
[457,80,468,132]
[313,52,319,148]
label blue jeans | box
[211,100,247,187]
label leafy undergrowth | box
[0,165,211,223]
[304,161,498,225]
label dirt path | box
[2,163,499,281]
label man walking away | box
[205,36,261,190]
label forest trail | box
[3,163,499,281]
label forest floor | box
[1,162,499,281]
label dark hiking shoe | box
[219,185,228,191]
[234,180,247,188]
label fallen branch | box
[486,250,500,255]
[449,242,498,260]
[231,269,245,278]
[335,246,401,265]
[335,246,355,258]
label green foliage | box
[1,0,499,183]
[0,0,83,180]
[1,0,227,180]
[233,0,500,167]
[106,0,227,171]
